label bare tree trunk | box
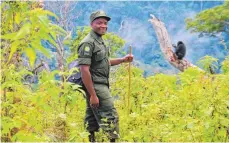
[149,14,203,72]
[56,36,65,82]
[45,1,80,81]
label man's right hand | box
[90,95,99,108]
[80,65,99,108]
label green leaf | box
[219,117,229,126]
[68,135,77,142]
[49,31,57,41]
[79,132,90,138]
[1,116,16,134]
[25,47,36,67]
[8,40,21,62]
[13,131,43,141]
[31,40,50,58]
[39,28,57,48]
[71,84,82,90]
[49,23,67,36]
[15,13,22,25]
[42,10,59,20]
[15,22,31,40]
[1,32,17,40]
[46,36,58,48]
[38,15,49,27]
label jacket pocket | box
[95,50,106,62]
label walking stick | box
[128,45,132,113]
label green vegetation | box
[186,1,229,35]
[1,1,229,142]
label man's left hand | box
[122,54,134,63]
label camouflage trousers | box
[84,84,119,139]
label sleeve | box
[77,42,93,65]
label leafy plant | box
[197,55,218,74]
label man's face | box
[91,17,108,35]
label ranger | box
[78,10,133,142]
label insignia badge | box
[85,46,90,52]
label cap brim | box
[94,16,111,22]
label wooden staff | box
[128,45,132,113]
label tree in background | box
[149,14,202,72]
[149,1,229,73]
[186,1,229,50]
[185,1,229,72]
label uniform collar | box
[90,30,104,44]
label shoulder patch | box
[85,46,90,52]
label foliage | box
[65,26,91,65]
[222,56,229,74]
[1,1,85,142]
[109,64,229,142]
[185,1,229,35]
[1,1,229,142]
[197,55,218,73]
[2,60,229,142]
[1,64,87,141]
[65,26,125,65]
[1,1,66,68]
[103,32,126,58]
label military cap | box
[90,10,111,23]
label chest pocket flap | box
[95,50,106,61]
